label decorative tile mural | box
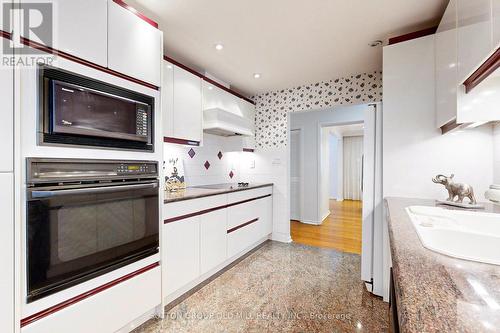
[251,71,383,148]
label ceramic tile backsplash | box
[251,71,383,148]
[163,134,243,186]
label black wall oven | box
[39,66,155,151]
[26,158,159,302]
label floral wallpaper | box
[251,71,383,148]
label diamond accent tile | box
[204,161,210,170]
[229,170,234,179]
[188,148,196,158]
[217,151,223,160]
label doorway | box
[291,123,365,254]
[287,103,382,288]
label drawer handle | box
[227,218,259,234]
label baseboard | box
[321,210,331,223]
[299,219,322,225]
[271,232,292,243]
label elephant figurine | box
[432,174,477,205]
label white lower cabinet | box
[163,217,200,296]
[162,187,273,300]
[22,266,161,333]
[200,209,227,274]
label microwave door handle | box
[31,182,158,199]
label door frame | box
[288,127,305,223]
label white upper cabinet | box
[108,0,162,86]
[494,0,500,48]
[435,0,458,128]
[457,0,493,83]
[162,61,174,138]
[20,0,108,66]
[162,62,203,143]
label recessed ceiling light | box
[253,73,261,79]
[215,43,224,51]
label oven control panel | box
[117,163,157,175]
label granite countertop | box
[385,197,500,333]
[164,183,273,203]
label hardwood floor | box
[291,200,362,254]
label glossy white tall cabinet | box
[162,62,203,143]
[107,0,162,86]
[18,0,107,66]
[494,0,500,48]
[0,175,14,333]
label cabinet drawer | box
[227,186,272,205]
[22,266,160,333]
[227,218,261,258]
[163,194,227,221]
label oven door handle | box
[30,182,158,199]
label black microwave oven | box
[39,66,155,151]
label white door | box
[361,106,381,282]
[173,66,203,142]
[200,209,227,274]
[290,129,302,221]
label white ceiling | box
[128,0,448,96]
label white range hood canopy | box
[203,108,254,137]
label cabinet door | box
[163,217,200,296]
[0,174,13,333]
[260,196,273,238]
[435,0,458,128]
[494,0,500,48]
[162,61,174,138]
[108,0,162,86]
[200,209,227,274]
[173,66,202,142]
[457,0,493,82]
[0,65,13,172]
[20,0,107,66]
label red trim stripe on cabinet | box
[163,137,201,146]
[112,0,159,29]
[227,218,259,234]
[20,262,159,328]
[163,55,256,105]
[20,37,159,91]
[164,194,272,224]
[463,48,500,93]
[388,26,438,45]
[0,30,11,40]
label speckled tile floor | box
[134,241,389,333]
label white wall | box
[320,128,330,221]
[289,106,365,225]
[382,35,495,302]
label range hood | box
[203,108,254,137]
